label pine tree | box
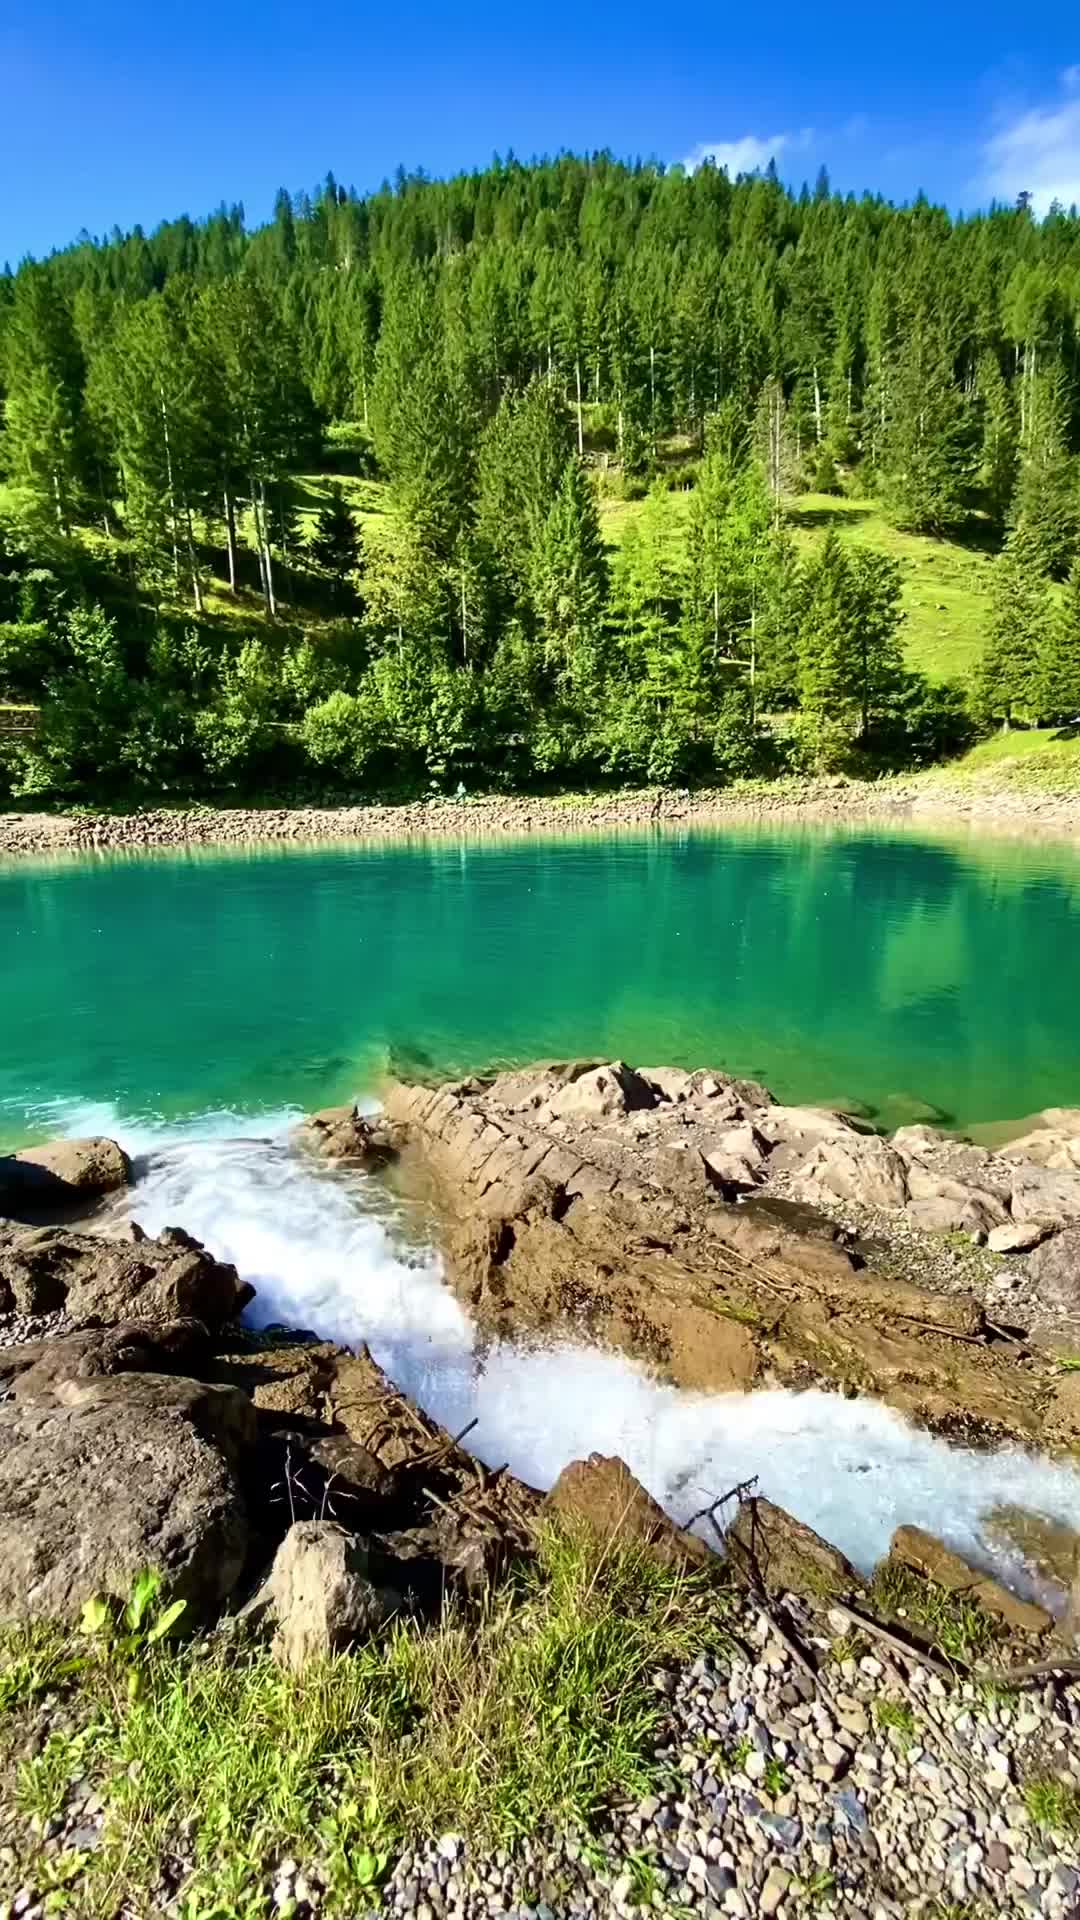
[972,538,1051,729]
[310,484,360,608]
[878,326,971,534]
[975,354,1017,530]
[1039,563,1080,723]
[1,267,86,535]
[310,484,359,577]
[1008,363,1079,579]
[533,458,609,687]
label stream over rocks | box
[77,1106,1080,1606]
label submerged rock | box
[888,1524,1052,1636]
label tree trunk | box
[185,505,204,615]
[159,385,180,587]
[813,365,823,443]
[258,482,277,620]
[575,358,584,457]
[51,469,67,536]
[223,482,238,592]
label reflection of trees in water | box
[6,827,1080,1134]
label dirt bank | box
[3,771,1080,860]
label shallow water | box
[88,1112,1080,1605]
[4,821,1080,1137]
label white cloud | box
[683,129,814,178]
[980,70,1080,213]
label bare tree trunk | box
[812,365,823,443]
[159,385,180,587]
[52,469,67,536]
[575,358,584,456]
[258,481,277,619]
[185,505,204,615]
[223,481,238,592]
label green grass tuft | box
[869,1561,996,1664]
[1023,1777,1080,1838]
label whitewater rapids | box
[38,1100,1080,1605]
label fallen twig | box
[827,1599,956,1680]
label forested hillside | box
[2,155,1080,800]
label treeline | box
[1,154,1080,800]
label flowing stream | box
[73,1104,1080,1611]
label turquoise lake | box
[4,821,1080,1141]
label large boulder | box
[268,1521,398,1669]
[545,1453,708,1571]
[0,1372,251,1624]
[727,1496,859,1600]
[888,1524,1052,1636]
[0,1221,249,1326]
[0,1137,131,1221]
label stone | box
[268,1520,398,1670]
[0,1319,211,1394]
[788,1134,910,1212]
[0,1221,248,1326]
[888,1525,1052,1635]
[759,1866,790,1915]
[1024,1226,1080,1314]
[0,1137,130,1221]
[541,1061,656,1121]
[728,1497,859,1600]
[297,1107,404,1166]
[986,1220,1050,1254]
[0,1374,250,1623]
[544,1454,709,1571]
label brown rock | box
[0,1137,131,1222]
[728,1495,859,1599]
[889,1524,1052,1635]
[298,1107,403,1166]
[545,1453,709,1571]
[0,1319,210,1395]
[0,1221,247,1325]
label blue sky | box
[2,1,1079,263]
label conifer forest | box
[2,155,1080,800]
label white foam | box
[79,1110,1080,1603]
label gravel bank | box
[6,1594,1078,1919]
[3,774,1080,861]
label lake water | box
[4,821,1080,1140]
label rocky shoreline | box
[3,1077,1080,1915]
[3,770,1080,861]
